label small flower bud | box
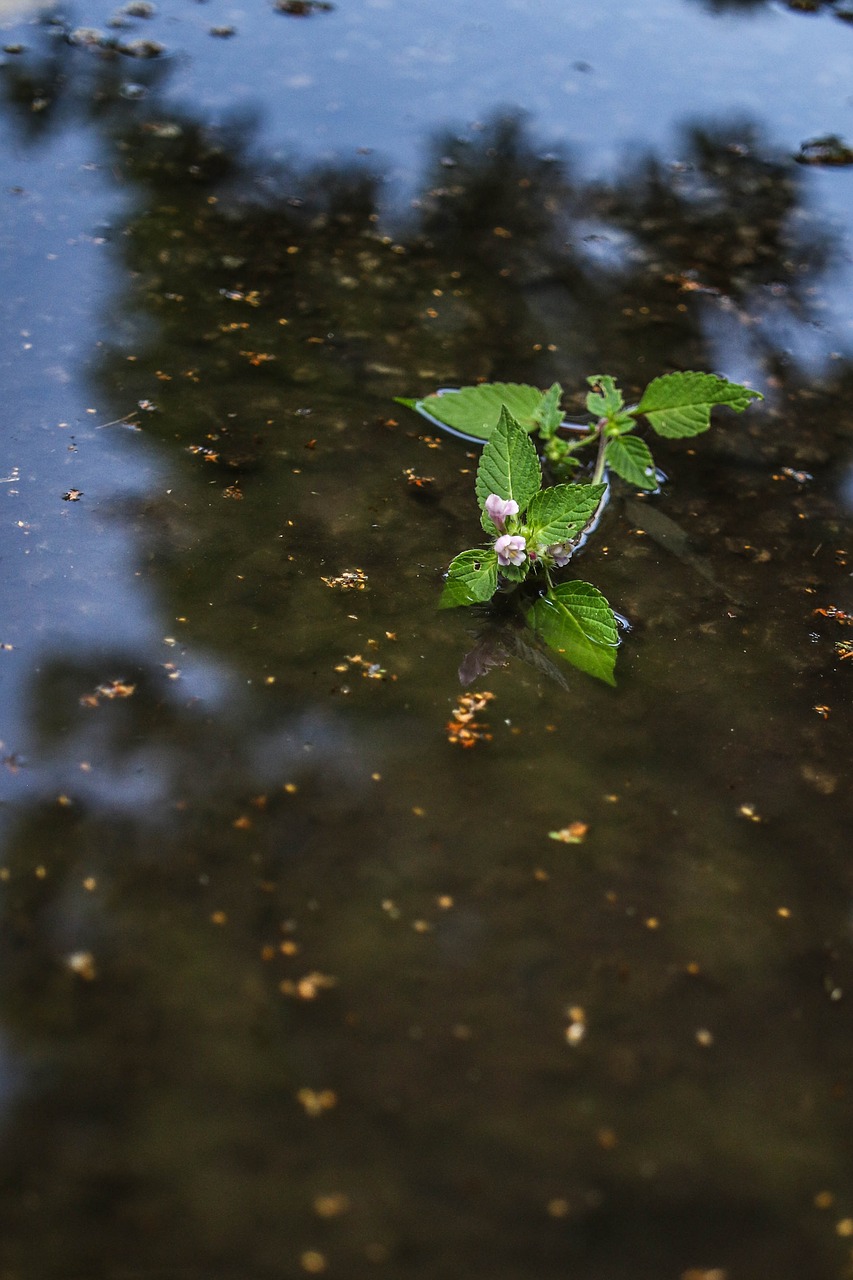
[484,493,519,532]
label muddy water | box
[1,1,853,1276]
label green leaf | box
[605,435,657,490]
[475,406,541,521]
[586,375,624,420]
[532,382,564,438]
[411,383,545,440]
[526,581,619,685]
[439,549,498,609]
[636,371,763,439]
[526,482,607,546]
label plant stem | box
[591,421,609,486]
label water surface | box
[1,1,853,1276]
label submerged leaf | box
[408,383,545,440]
[636,371,762,438]
[440,549,498,609]
[526,581,619,685]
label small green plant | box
[399,372,762,684]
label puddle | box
[1,0,853,1276]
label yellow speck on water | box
[695,1028,714,1048]
[814,1190,834,1210]
[737,803,762,822]
[296,1088,337,1117]
[83,877,97,892]
[283,782,298,794]
[836,1218,853,1237]
[313,1193,350,1218]
[412,920,433,934]
[300,1250,326,1273]
[597,1127,618,1150]
[681,1271,727,1280]
[210,911,227,926]
[412,806,426,817]
[645,917,660,930]
[777,907,792,919]
[436,895,454,909]
[364,1244,389,1264]
[280,940,300,956]
[547,1198,570,1218]
[565,1006,586,1046]
[65,951,97,980]
[280,972,337,1000]
[35,865,48,878]
[371,772,382,782]
[534,868,550,882]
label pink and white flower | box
[494,534,527,567]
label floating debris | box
[296,1088,337,1116]
[403,466,436,492]
[63,489,83,501]
[321,568,367,591]
[80,679,136,707]
[813,604,852,625]
[334,653,391,681]
[549,821,588,844]
[796,135,853,166]
[65,951,97,980]
[445,690,495,748]
[280,972,338,1000]
[274,0,333,12]
[313,1193,350,1218]
[565,1005,586,1046]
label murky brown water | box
[1,1,853,1276]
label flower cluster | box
[485,493,573,572]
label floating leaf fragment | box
[296,1088,337,1116]
[445,690,495,747]
[321,568,367,591]
[549,821,588,843]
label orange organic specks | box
[446,690,495,748]
[549,821,588,844]
[296,1088,337,1117]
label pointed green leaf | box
[532,382,564,438]
[636,371,763,438]
[475,406,542,517]
[605,435,657,490]
[526,483,607,546]
[586,374,624,420]
[526,581,619,685]
[439,549,498,609]
[412,383,545,440]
